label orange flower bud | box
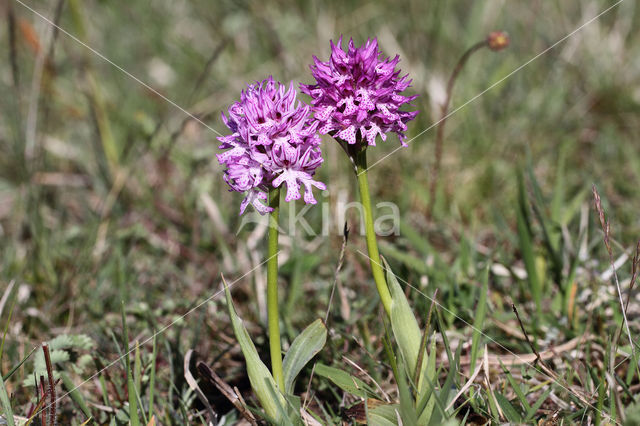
[487,31,509,51]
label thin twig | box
[27,386,52,426]
[42,343,56,426]
[234,386,258,426]
[25,2,57,162]
[39,375,48,426]
[325,222,350,325]
[7,1,20,90]
[443,334,590,367]
[342,356,390,402]
[32,373,40,418]
[188,39,227,103]
[414,289,438,387]
[301,364,317,413]
[196,361,257,425]
[445,350,483,411]
[303,222,349,413]
[592,185,636,362]
[511,305,596,409]
[184,350,216,425]
[512,304,541,363]
[45,0,66,61]
[427,40,487,218]
[608,332,623,421]
[625,240,640,316]
[427,32,509,218]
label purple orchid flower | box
[301,37,419,148]
[217,77,326,215]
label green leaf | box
[399,219,432,257]
[550,143,567,225]
[3,347,37,382]
[417,339,437,423]
[48,334,95,351]
[560,187,588,226]
[516,172,542,317]
[23,334,95,386]
[368,403,399,426]
[224,282,286,423]
[380,242,429,275]
[134,342,142,392]
[524,387,551,422]
[383,259,427,390]
[122,302,140,426]
[396,357,418,426]
[486,385,501,420]
[263,380,298,426]
[495,393,522,423]
[314,364,376,399]
[0,370,14,426]
[419,373,449,423]
[0,284,17,363]
[470,266,489,372]
[60,371,92,419]
[282,319,327,395]
[283,394,303,426]
[148,333,157,421]
[499,362,531,413]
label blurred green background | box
[1,0,639,423]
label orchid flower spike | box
[218,77,326,215]
[302,37,419,150]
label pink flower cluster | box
[301,37,418,147]
[218,39,419,214]
[217,77,325,215]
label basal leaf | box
[368,403,399,426]
[282,319,327,394]
[224,282,286,423]
[384,259,427,390]
[314,364,376,399]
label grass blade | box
[0,283,17,361]
[470,266,489,371]
[134,341,141,391]
[516,171,542,318]
[60,371,92,419]
[499,362,531,413]
[495,393,522,423]
[121,302,140,426]
[0,370,14,426]
[3,346,37,381]
[148,334,157,421]
[525,387,551,422]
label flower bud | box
[487,31,509,51]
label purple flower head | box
[301,37,419,148]
[217,77,326,215]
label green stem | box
[355,149,393,316]
[267,186,284,391]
